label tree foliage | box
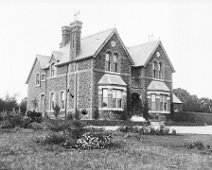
[173,88,212,113]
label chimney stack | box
[69,20,83,61]
[60,26,71,48]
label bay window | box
[102,89,108,107]
[150,94,156,111]
[112,90,122,108]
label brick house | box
[26,19,181,120]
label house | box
[26,19,181,120]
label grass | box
[0,128,212,170]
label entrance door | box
[131,93,142,115]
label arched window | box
[50,92,55,111]
[153,61,157,78]
[159,62,163,79]
[105,52,112,71]
[35,73,40,86]
[51,63,56,77]
[60,91,65,110]
[113,53,118,72]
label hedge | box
[172,112,212,125]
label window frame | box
[50,63,56,77]
[113,52,119,72]
[153,61,157,78]
[35,73,40,86]
[105,51,112,71]
[102,88,109,108]
[159,62,163,79]
[49,92,55,111]
[112,89,122,109]
[60,91,65,110]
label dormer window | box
[50,63,56,77]
[113,53,118,72]
[35,73,40,86]
[105,52,112,71]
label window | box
[41,74,45,81]
[112,90,122,108]
[159,62,163,79]
[105,52,111,71]
[160,94,168,111]
[102,89,108,107]
[50,63,56,77]
[153,61,157,78]
[60,91,65,110]
[35,73,40,86]
[50,92,55,111]
[150,94,156,111]
[113,53,118,72]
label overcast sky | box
[0,0,212,102]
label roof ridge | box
[127,40,160,49]
[82,27,115,40]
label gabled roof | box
[58,28,134,65]
[25,55,50,84]
[128,40,160,66]
[98,74,126,86]
[173,94,183,104]
[128,40,175,72]
[58,28,115,64]
[147,80,170,92]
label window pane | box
[106,53,110,61]
[103,89,108,97]
[151,94,156,102]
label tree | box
[20,98,27,114]
[3,94,19,112]
[173,88,212,113]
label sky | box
[0,0,212,102]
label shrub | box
[118,125,177,136]
[0,120,14,129]
[184,141,204,150]
[21,116,32,128]
[0,112,23,128]
[53,104,60,118]
[63,132,112,149]
[27,122,44,131]
[35,131,66,145]
[27,111,42,123]
[65,113,73,120]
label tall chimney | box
[60,26,70,48]
[69,20,83,61]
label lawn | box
[0,128,212,170]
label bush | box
[63,132,112,149]
[35,131,66,145]
[27,122,44,131]
[118,125,177,136]
[0,120,14,129]
[27,111,42,123]
[21,116,32,128]
[184,141,205,150]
